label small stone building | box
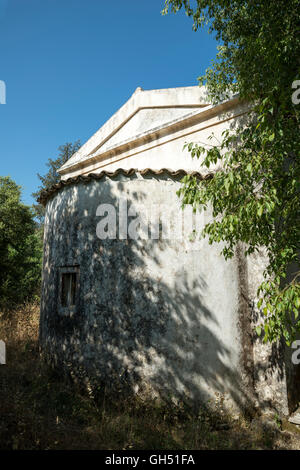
[39,86,299,415]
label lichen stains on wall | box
[39,172,294,414]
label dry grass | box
[0,303,299,450]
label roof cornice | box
[39,168,214,206]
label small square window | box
[58,266,80,315]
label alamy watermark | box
[95,198,205,244]
[292,80,300,105]
[291,340,300,365]
[0,340,6,365]
[0,80,6,104]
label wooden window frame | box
[58,266,80,316]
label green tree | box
[163,0,300,344]
[32,141,81,223]
[0,177,42,310]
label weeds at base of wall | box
[40,348,252,423]
[0,302,299,450]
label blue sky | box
[0,0,219,205]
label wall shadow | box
[40,172,269,415]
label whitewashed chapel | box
[39,86,299,415]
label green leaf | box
[257,205,263,217]
[269,133,275,141]
[256,326,262,336]
[246,163,252,173]
[263,307,268,316]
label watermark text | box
[0,80,6,104]
[0,340,6,364]
[292,340,300,365]
[292,80,300,105]
[96,198,205,245]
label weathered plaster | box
[40,174,252,411]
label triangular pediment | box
[95,106,204,154]
[59,86,210,175]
